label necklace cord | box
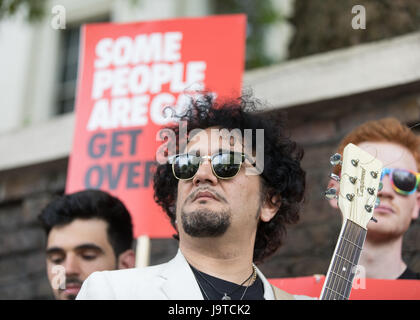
[191,264,257,300]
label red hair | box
[334,118,420,174]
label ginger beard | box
[358,142,420,242]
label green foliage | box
[0,0,283,69]
[0,0,46,21]
[213,0,283,69]
[289,0,420,59]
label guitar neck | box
[320,219,367,300]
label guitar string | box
[325,220,361,300]
[348,210,368,297]
[328,220,350,300]
[323,220,346,300]
[347,222,363,298]
[344,221,357,299]
[325,154,377,300]
[325,184,357,300]
[345,223,357,296]
[335,222,351,300]
[340,204,364,299]
[338,220,357,300]
[330,224,344,300]
[341,220,355,299]
[325,223,341,300]
[329,220,366,300]
[331,221,351,300]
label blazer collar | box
[159,249,275,300]
[256,266,275,300]
[159,249,204,300]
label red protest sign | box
[66,14,246,238]
[269,276,420,300]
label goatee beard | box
[181,208,231,237]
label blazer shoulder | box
[106,264,167,286]
[77,270,115,299]
[271,284,317,300]
[271,284,295,300]
[77,264,168,300]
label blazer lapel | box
[158,250,276,300]
[255,265,275,300]
[159,249,204,300]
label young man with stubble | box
[327,118,420,279]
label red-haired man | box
[328,118,420,279]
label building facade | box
[0,0,419,299]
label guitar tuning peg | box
[329,153,342,166]
[346,193,355,201]
[351,159,359,167]
[370,217,378,223]
[324,188,338,200]
[329,173,340,182]
[349,176,357,184]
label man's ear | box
[327,178,340,209]
[260,194,281,223]
[117,249,136,269]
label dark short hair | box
[153,93,306,263]
[38,189,133,257]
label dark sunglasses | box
[380,167,420,196]
[169,151,249,180]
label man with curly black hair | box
[77,93,307,300]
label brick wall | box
[259,81,420,278]
[0,160,67,299]
[0,82,419,299]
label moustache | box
[187,187,228,204]
[59,277,83,291]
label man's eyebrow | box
[185,148,237,155]
[74,243,105,254]
[46,247,65,256]
[46,244,105,255]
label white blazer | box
[76,249,301,300]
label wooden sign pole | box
[135,235,151,268]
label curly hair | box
[153,93,306,264]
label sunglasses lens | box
[173,154,199,180]
[393,169,418,193]
[212,152,242,178]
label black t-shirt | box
[189,265,265,300]
[398,267,420,280]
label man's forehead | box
[185,127,247,153]
[357,141,418,170]
[47,218,109,249]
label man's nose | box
[377,175,394,199]
[63,253,81,276]
[192,159,218,186]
